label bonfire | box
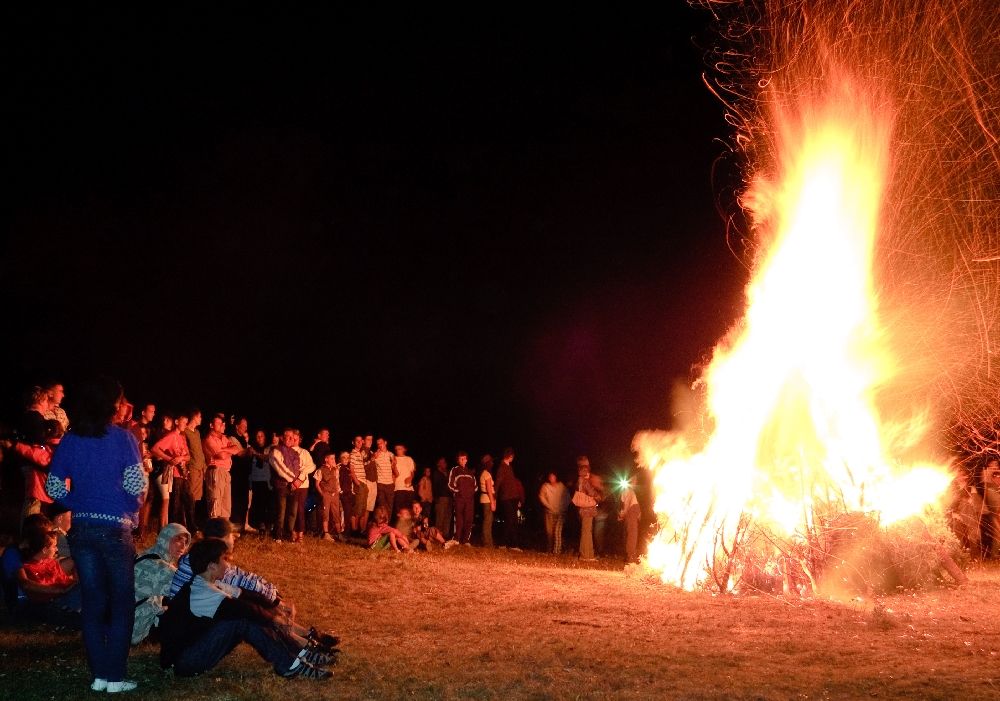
[634,0,1000,595]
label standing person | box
[448,452,477,546]
[42,380,70,431]
[573,457,604,562]
[17,386,52,526]
[337,451,354,536]
[228,416,253,533]
[150,416,191,532]
[495,448,521,548]
[348,436,369,534]
[417,466,433,516]
[203,414,241,520]
[539,472,569,554]
[478,455,496,548]
[315,454,342,541]
[372,437,396,516]
[130,404,156,447]
[432,457,452,539]
[268,429,315,543]
[181,410,207,533]
[392,444,416,518]
[247,430,272,534]
[309,428,332,467]
[618,477,641,563]
[45,376,148,693]
[981,459,1000,559]
[362,434,378,520]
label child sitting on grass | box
[367,506,411,552]
[18,528,81,613]
[410,501,448,550]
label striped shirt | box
[350,449,367,482]
[169,553,278,602]
[374,450,394,484]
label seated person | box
[170,518,334,650]
[49,505,73,560]
[2,514,54,615]
[158,538,336,680]
[367,506,411,552]
[170,518,278,601]
[18,528,81,615]
[133,523,191,644]
[411,501,447,551]
[395,506,414,540]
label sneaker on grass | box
[282,659,332,681]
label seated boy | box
[158,538,336,680]
[169,517,335,650]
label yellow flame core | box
[637,87,952,590]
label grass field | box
[3,534,1000,700]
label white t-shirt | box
[394,455,415,491]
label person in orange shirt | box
[203,414,242,520]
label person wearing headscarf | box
[132,523,191,644]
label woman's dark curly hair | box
[69,376,124,438]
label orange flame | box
[634,76,952,591]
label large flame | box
[634,76,952,591]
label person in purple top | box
[46,376,148,694]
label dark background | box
[3,6,745,481]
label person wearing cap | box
[573,456,604,562]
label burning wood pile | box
[632,0,1000,595]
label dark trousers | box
[375,482,394,515]
[272,481,293,538]
[454,496,475,544]
[173,618,297,677]
[499,499,519,547]
[229,461,251,528]
[291,488,308,533]
[434,496,453,538]
[68,523,136,683]
[249,481,271,530]
[171,477,196,530]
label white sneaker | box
[106,680,138,693]
[91,679,108,691]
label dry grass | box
[3,535,1000,700]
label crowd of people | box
[2,380,643,560]
[0,377,643,692]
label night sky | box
[5,6,745,478]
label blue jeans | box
[174,618,297,676]
[68,522,135,682]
